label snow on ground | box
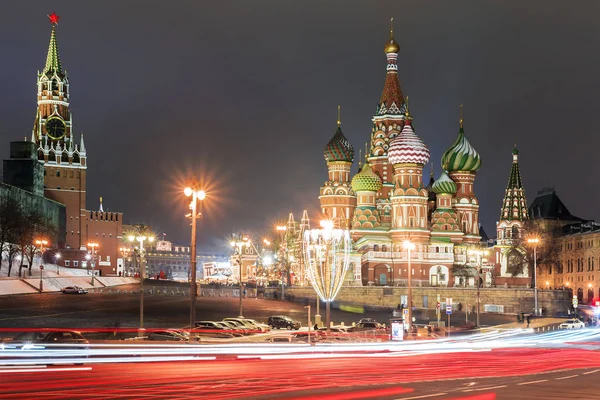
[0,258,138,295]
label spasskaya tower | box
[33,13,87,250]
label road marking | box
[463,385,507,392]
[394,393,447,399]
[517,379,548,385]
[0,367,91,373]
[556,374,578,380]
[583,369,600,375]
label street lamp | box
[276,225,287,299]
[129,234,155,332]
[55,253,61,275]
[303,220,352,331]
[527,237,540,315]
[35,239,48,292]
[468,249,489,328]
[87,242,99,285]
[184,186,206,329]
[119,247,131,276]
[403,240,416,334]
[231,235,250,318]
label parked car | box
[6,330,89,350]
[223,318,270,333]
[347,322,384,332]
[147,330,193,342]
[194,321,244,338]
[559,319,585,329]
[267,315,301,330]
[316,327,350,341]
[62,286,88,294]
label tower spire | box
[99,197,104,212]
[459,104,464,129]
[43,13,63,77]
[377,18,404,116]
[337,105,341,127]
[499,145,528,222]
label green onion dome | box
[324,126,354,163]
[431,171,457,194]
[351,163,382,192]
[441,126,481,172]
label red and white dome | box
[387,119,430,166]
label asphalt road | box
[0,281,517,333]
[1,348,599,399]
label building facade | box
[319,25,487,288]
[30,16,124,275]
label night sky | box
[1,1,599,253]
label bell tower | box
[34,13,87,250]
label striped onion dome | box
[431,171,457,194]
[441,126,481,172]
[351,163,382,192]
[387,119,430,166]
[324,126,354,163]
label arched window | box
[511,226,519,238]
[373,244,379,252]
[56,170,60,177]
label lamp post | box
[303,219,351,332]
[403,240,415,334]
[35,239,48,292]
[184,187,206,329]
[55,253,61,275]
[468,249,489,328]
[527,238,540,315]
[231,236,250,318]
[276,225,287,300]
[129,234,155,332]
[119,247,131,276]
[87,242,99,286]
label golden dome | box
[385,39,399,54]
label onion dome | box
[387,114,430,166]
[324,107,354,163]
[441,107,481,172]
[384,17,400,53]
[431,171,457,194]
[351,163,382,192]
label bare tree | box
[0,196,21,275]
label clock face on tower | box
[45,117,66,140]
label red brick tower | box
[33,14,87,250]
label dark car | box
[62,286,88,294]
[147,330,194,342]
[5,330,89,350]
[267,315,301,330]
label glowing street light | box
[87,242,99,286]
[527,237,540,315]
[129,234,155,331]
[184,186,206,329]
[231,235,250,317]
[55,252,61,275]
[468,249,490,328]
[403,240,416,333]
[35,239,49,292]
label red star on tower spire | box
[48,12,60,26]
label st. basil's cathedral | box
[318,23,530,288]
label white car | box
[559,319,585,329]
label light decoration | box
[303,220,352,329]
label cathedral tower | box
[368,19,406,206]
[496,146,529,245]
[387,105,431,245]
[441,109,481,244]
[320,107,356,228]
[34,14,87,250]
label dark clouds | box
[1,1,600,252]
